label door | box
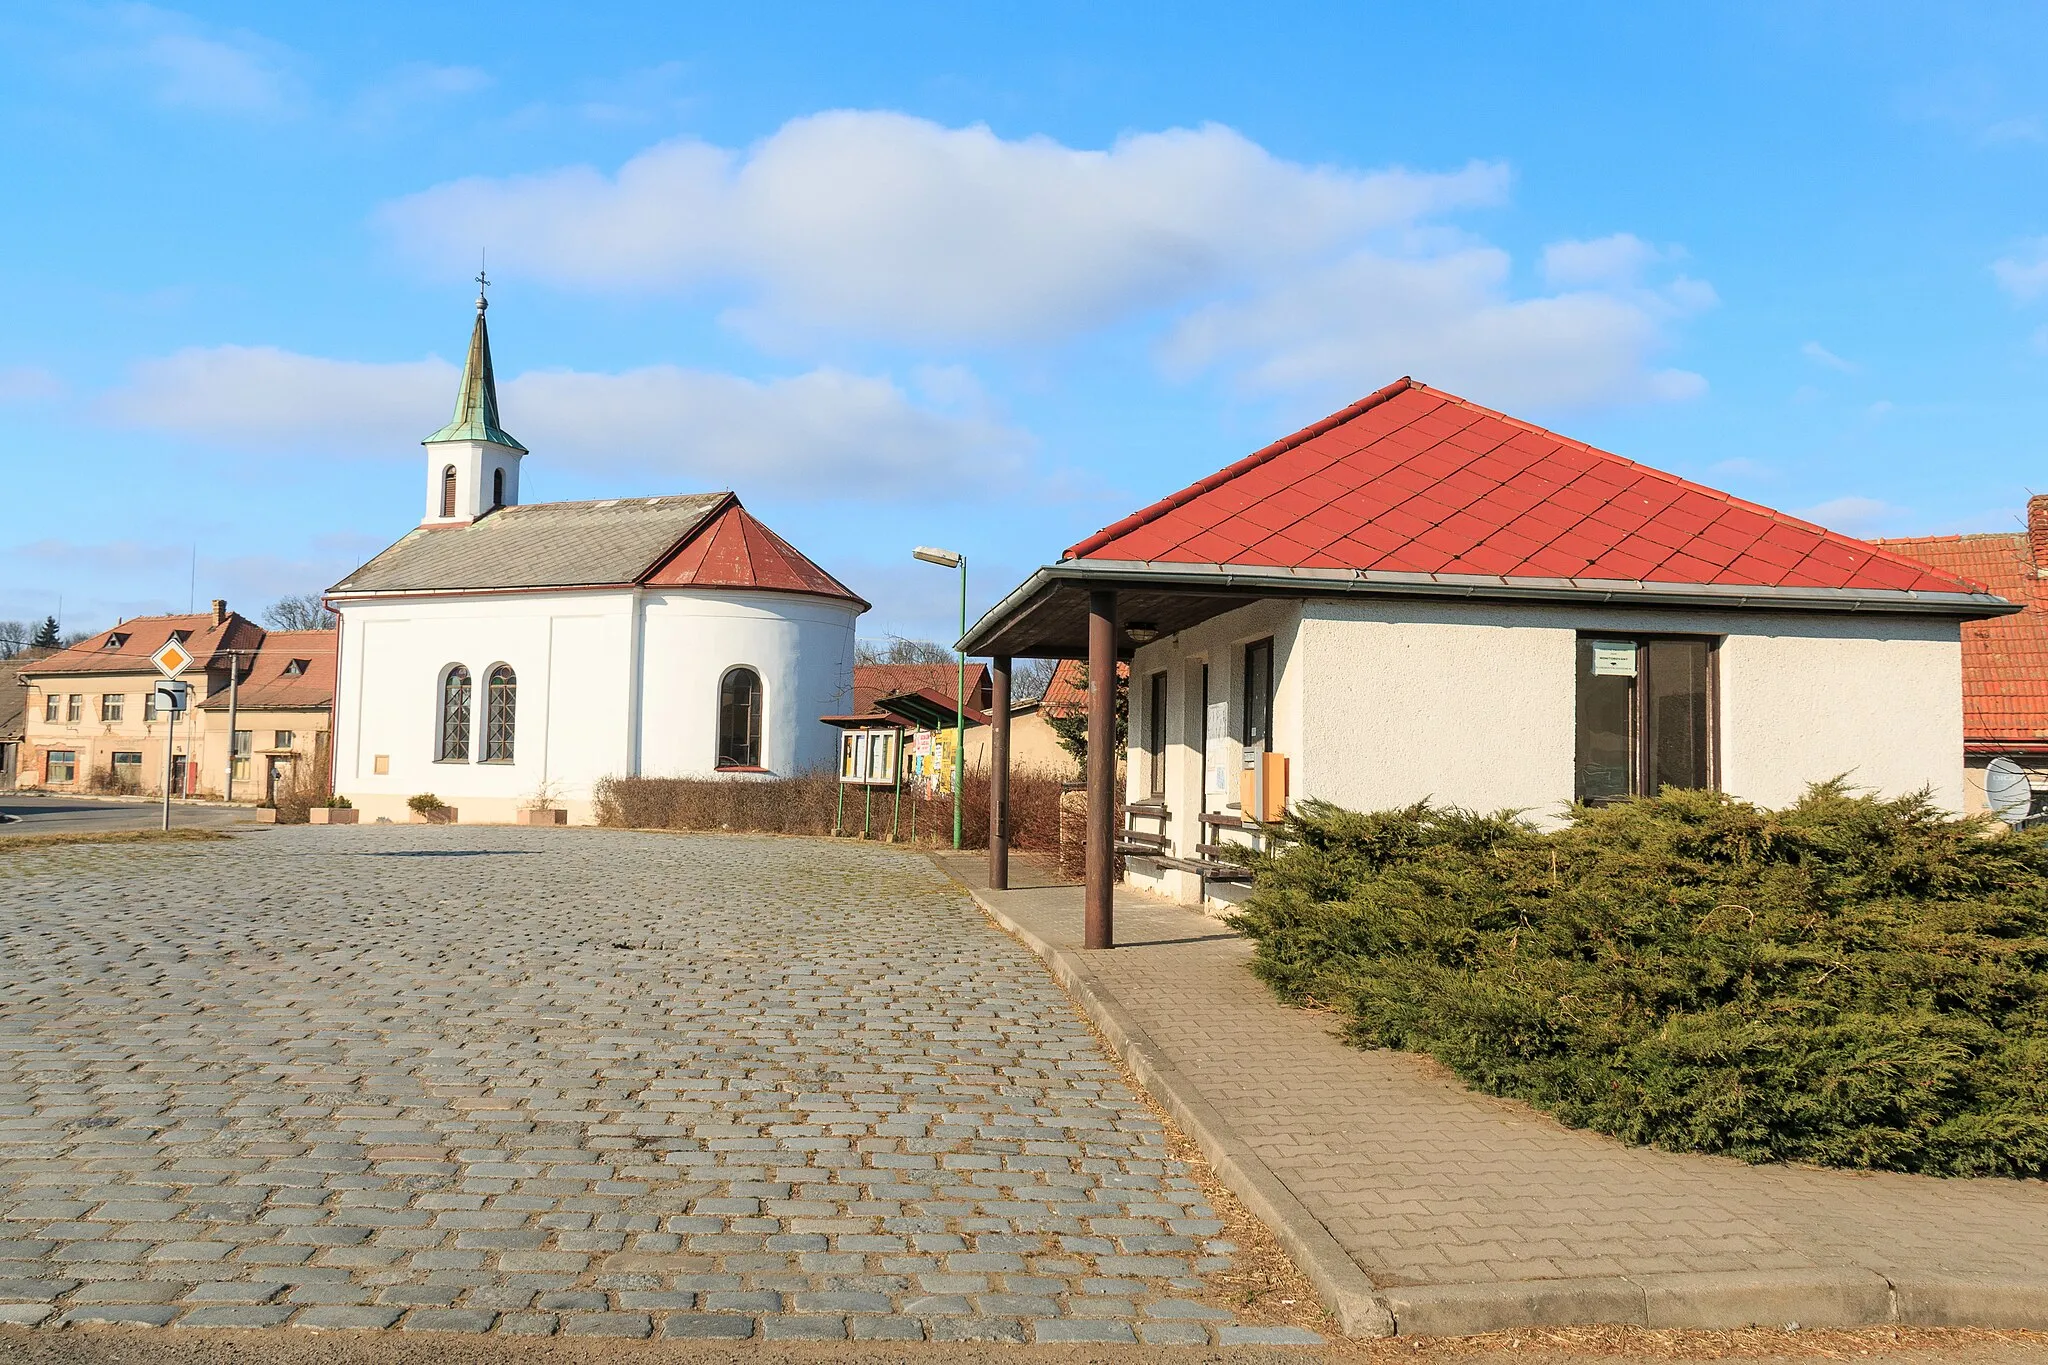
[266,757,290,804]
[169,755,187,796]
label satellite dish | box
[1985,756,2033,824]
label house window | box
[283,658,307,676]
[43,695,58,723]
[717,667,763,769]
[105,633,128,649]
[233,730,252,782]
[273,730,294,750]
[1575,637,1716,803]
[101,694,124,722]
[1241,638,1274,753]
[46,750,76,784]
[1146,671,1168,798]
[66,695,82,723]
[492,467,505,508]
[440,465,458,518]
[438,665,472,762]
[483,665,515,762]
[144,691,158,721]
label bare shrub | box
[593,765,1070,852]
[271,747,332,825]
[87,766,143,796]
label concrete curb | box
[937,860,2048,1341]
[940,865,1395,1339]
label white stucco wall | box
[1121,594,1965,908]
[636,589,858,778]
[333,587,858,823]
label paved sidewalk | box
[936,853,2048,1338]
[0,827,1319,1347]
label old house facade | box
[15,603,335,800]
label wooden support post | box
[989,654,1012,890]
[1085,591,1116,949]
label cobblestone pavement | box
[0,827,1317,1347]
[951,858,2048,1292]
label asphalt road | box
[0,792,254,835]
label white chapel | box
[328,290,867,823]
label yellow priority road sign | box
[151,637,194,677]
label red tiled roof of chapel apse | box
[1066,378,1984,595]
[644,502,867,606]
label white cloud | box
[105,4,299,114]
[380,111,1509,345]
[380,112,1711,410]
[1160,247,1710,410]
[1540,233,1660,288]
[0,366,66,403]
[101,345,1028,498]
[1994,238,2048,301]
[350,63,491,126]
[1801,341,1859,373]
[1795,495,1899,533]
[1708,457,1775,481]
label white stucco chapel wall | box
[333,588,858,824]
[1122,594,1965,907]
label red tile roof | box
[1875,530,2048,751]
[195,629,337,711]
[1039,658,1127,718]
[644,502,868,607]
[22,612,267,678]
[1066,378,1984,597]
[850,664,990,718]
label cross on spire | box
[475,258,490,313]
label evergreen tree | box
[29,616,59,649]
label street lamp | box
[913,545,967,850]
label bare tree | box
[1011,657,1058,702]
[855,635,955,666]
[263,594,337,631]
[0,621,27,659]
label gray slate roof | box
[331,494,729,594]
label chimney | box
[2031,497,2048,575]
[211,599,227,626]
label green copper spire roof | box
[424,293,526,452]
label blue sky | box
[6,2,2048,641]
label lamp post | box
[913,546,967,850]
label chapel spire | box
[424,271,526,453]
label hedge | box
[1230,783,2048,1176]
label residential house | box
[962,378,2014,916]
[17,602,335,800]
[1877,498,2048,814]
[0,648,51,789]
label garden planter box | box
[516,808,567,826]
[408,808,458,825]
[251,808,279,824]
[309,807,359,825]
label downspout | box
[325,603,342,799]
[625,587,645,777]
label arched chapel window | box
[717,667,762,770]
[440,465,458,518]
[439,665,471,762]
[492,467,505,508]
[484,665,516,762]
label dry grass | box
[0,827,230,850]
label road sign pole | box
[162,706,174,831]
